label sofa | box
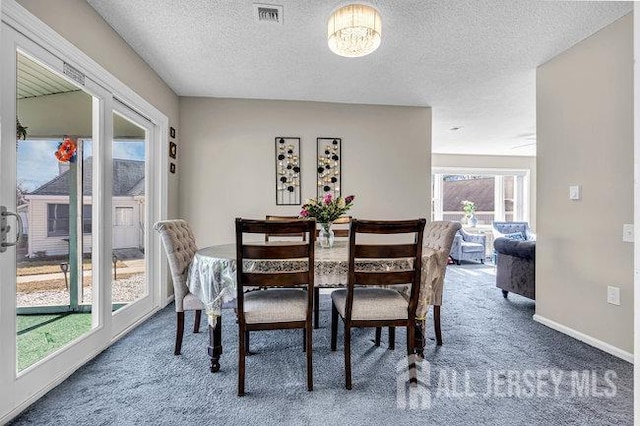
[449,228,486,264]
[492,221,536,241]
[493,237,535,300]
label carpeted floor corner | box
[9,264,633,425]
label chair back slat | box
[353,219,425,234]
[244,219,309,235]
[243,243,309,260]
[354,244,417,259]
[241,271,310,287]
[265,215,306,241]
[354,270,415,286]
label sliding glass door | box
[0,19,164,420]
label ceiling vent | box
[254,4,283,25]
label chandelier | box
[327,4,382,58]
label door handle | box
[1,206,24,253]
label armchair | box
[449,228,486,264]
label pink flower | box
[345,195,355,204]
[323,193,333,205]
[300,209,309,217]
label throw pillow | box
[503,232,526,241]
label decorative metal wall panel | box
[275,137,301,205]
[317,137,341,198]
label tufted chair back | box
[154,219,198,312]
[492,221,535,241]
[423,221,462,305]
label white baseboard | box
[163,294,175,308]
[533,314,634,364]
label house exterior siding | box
[24,195,143,257]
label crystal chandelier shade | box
[327,4,382,58]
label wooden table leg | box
[414,319,425,358]
[208,316,222,373]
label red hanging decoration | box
[55,137,77,163]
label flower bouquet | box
[461,200,477,226]
[300,193,355,247]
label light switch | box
[607,286,620,306]
[569,185,581,200]
[623,224,634,242]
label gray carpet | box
[10,264,633,425]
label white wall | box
[179,98,431,246]
[432,153,537,228]
[633,4,640,419]
[537,14,633,356]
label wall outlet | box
[622,224,634,242]
[607,286,620,306]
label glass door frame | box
[0,1,169,421]
[110,102,159,337]
[0,22,112,417]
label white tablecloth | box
[187,241,442,324]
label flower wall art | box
[275,137,302,205]
[317,137,341,198]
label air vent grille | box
[254,4,283,25]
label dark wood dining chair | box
[265,215,306,241]
[330,218,426,390]
[236,218,316,396]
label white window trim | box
[432,166,531,223]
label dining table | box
[186,240,443,372]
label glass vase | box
[318,222,335,248]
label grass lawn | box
[16,313,92,371]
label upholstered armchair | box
[154,219,204,355]
[449,228,487,264]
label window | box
[431,168,530,224]
[47,204,92,236]
[114,207,133,226]
[47,204,69,236]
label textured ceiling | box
[86,0,633,156]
